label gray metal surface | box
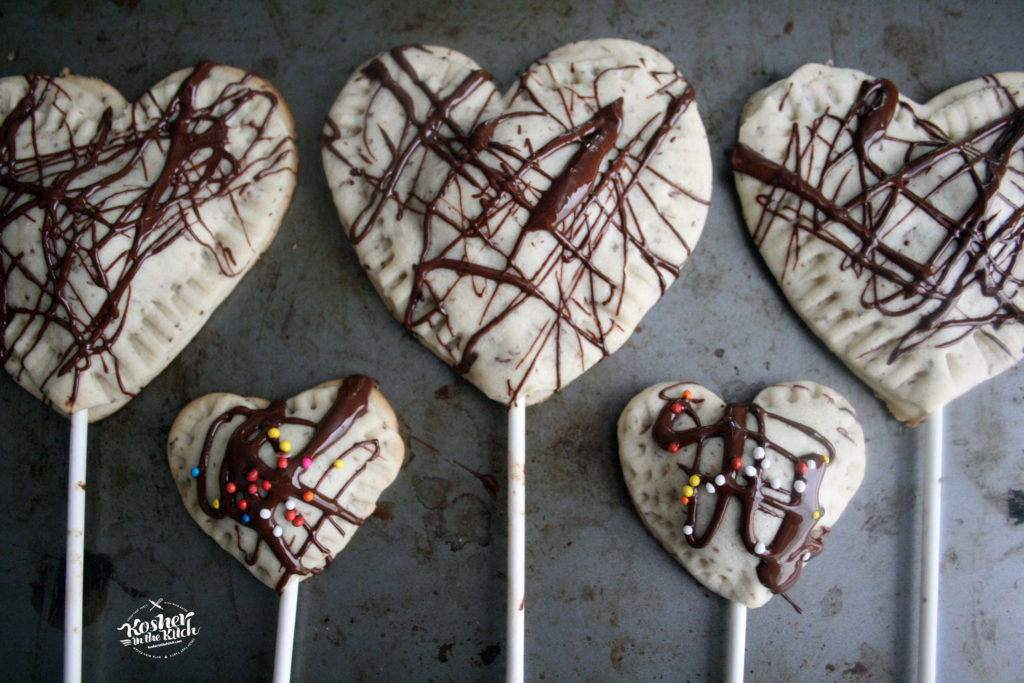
[1,0,1023,680]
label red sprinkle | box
[277,457,288,469]
[679,495,690,505]
[285,509,297,522]
[683,390,693,400]
[796,462,809,476]
[303,491,315,502]
[292,516,305,527]
[261,480,272,491]
[668,442,680,453]
[670,402,683,414]
[237,499,248,511]
[731,457,743,471]
[246,469,259,482]
[225,482,237,494]
[247,483,258,496]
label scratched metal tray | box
[1,1,1023,680]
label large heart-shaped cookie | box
[0,63,297,421]
[732,65,1024,423]
[323,40,712,405]
[618,381,865,608]
[168,377,404,592]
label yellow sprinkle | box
[212,499,220,510]
[688,475,701,487]
[682,485,695,498]
[268,427,281,439]
[333,459,344,469]
[823,455,831,464]
[812,510,821,520]
[279,440,292,453]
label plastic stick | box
[507,399,526,683]
[63,409,88,683]
[725,600,747,683]
[918,407,943,683]
[273,580,299,683]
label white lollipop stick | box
[64,408,88,683]
[725,600,747,683]
[507,399,526,683]
[273,580,299,683]
[918,407,943,683]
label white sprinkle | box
[706,483,716,494]
[744,465,757,477]
[683,525,694,536]
[808,460,817,470]
[753,446,765,460]
[272,526,283,538]
[802,552,812,562]
[754,541,766,555]
[259,509,271,520]
[714,474,726,486]
[794,480,807,493]
[770,478,782,490]
[761,458,771,469]
[285,500,296,511]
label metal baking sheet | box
[2,1,1023,680]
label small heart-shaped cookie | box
[168,377,404,592]
[323,40,712,405]
[0,63,297,420]
[732,65,1024,422]
[618,381,865,607]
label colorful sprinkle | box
[753,446,766,460]
[668,442,680,453]
[285,509,297,522]
[261,480,272,491]
[743,465,756,478]
[688,474,701,487]
[247,483,258,496]
[682,389,693,400]
[301,457,313,469]
[285,500,296,511]
[705,483,716,494]
[333,459,344,469]
[190,467,200,477]
[794,480,807,493]
[670,402,683,414]
[211,498,220,509]
[761,458,771,469]
[807,460,817,470]
[237,499,248,511]
[277,456,288,469]
[259,509,271,520]
[754,541,766,555]
[273,527,283,538]
[770,478,782,490]
[682,485,695,498]
[242,514,250,523]
[795,462,809,476]
[246,468,259,482]
[714,474,726,486]
[279,440,292,453]
[812,510,821,520]
[303,491,315,503]
[292,516,305,527]
[679,495,690,505]
[268,427,280,439]
[823,455,831,464]
[225,482,237,494]
[683,524,694,535]
[731,457,743,471]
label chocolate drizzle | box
[324,45,706,403]
[651,386,836,594]
[195,376,380,592]
[732,76,1024,362]
[0,62,296,409]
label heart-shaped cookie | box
[0,63,297,421]
[323,40,712,405]
[618,381,865,608]
[732,65,1024,423]
[168,377,404,592]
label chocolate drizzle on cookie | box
[195,375,380,592]
[732,76,1024,362]
[651,385,836,595]
[0,62,295,410]
[324,45,706,403]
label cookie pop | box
[0,63,297,680]
[731,64,1024,682]
[322,40,713,681]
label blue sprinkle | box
[242,514,250,524]
[190,467,200,477]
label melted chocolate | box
[651,386,835,595]
[732,76,1024,362]
[0,62,295,408]
[196,376,380,593]
[324,46,705,403]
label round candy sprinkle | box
[682,485,695,498]
[190,467,199,478]
[683,524,694,535]
[795,462,809,476]
[301,457,313,469]
[807,460,817,470]
[285,500,296,511]
[823,455,831,464]
[273,526,283,538]
[802,552,812,562]
[670,402,683,414]
[292,516,305,527]
[730,457,743,471]
[761,458,771,469]
[714,474,726,486]
[242,514,250,524]
[688,474,701,487]
[279,440,292,453]
[753,446,765,460]
[277,456,288,469]
[794,480,807,493]
[303,491,315,503]
[268,427,280,439]
[246,468,259,482]
[679,495,690,505]
[247,483,258,496]
[259,509,271,520]
[743,465,757,478]
[705,483,716,494]
[225,482,237,494]
[682,389,693,400]
[211,498,220,509]
[754,541,766,555]
[812,510,821,520]
[237,499,248,511]
[333,459,344,469]
[667,442,680,454]
[285,509,297,522]
[261,480,272,491]
[770,478,782,490]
